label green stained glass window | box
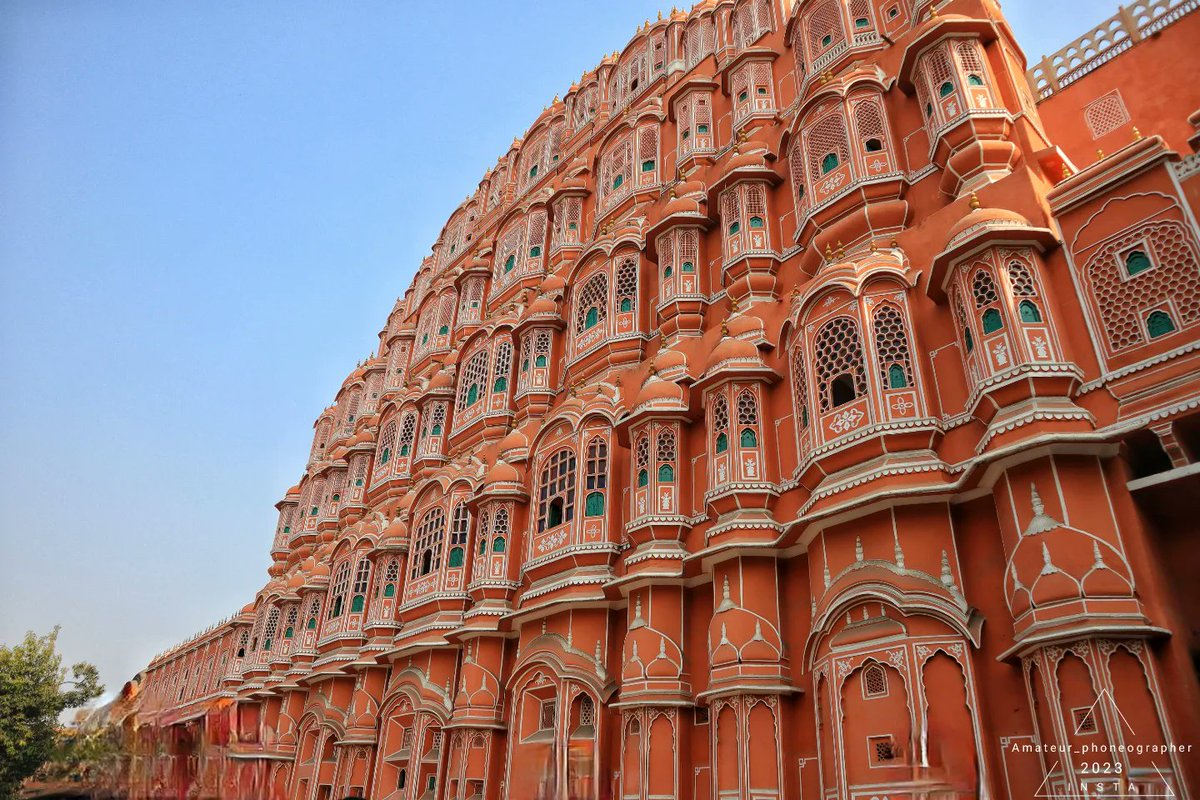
[1147,310,1176,338]
[585,307,599,329]
[350,595,364,613]
[658,464,675,483]
[740,428,757,448]
[939,81,954,97]
[682,261,695,273]
[821,152,839,174]
[1019,300,1041,323]
[887,363,907,389]
[637,468,649,487]
[1125,250,1152,276]
[715,432,729,453]
[981,308,1002,333]
[448,547,464,568]
[383,583,395,598]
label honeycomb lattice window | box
[805,107,852,188]
[579,695,596,727]
[457,348,490,409]
[538,449,577,532]
[863,663,888,697]
[872,304,915,390]
[955,39,988,84]
[525,209,547,257]
[789,138,808,213]
[814,315,868,412]
[685,18,715,69]
[712,393,730,452]
[330,561,352,618]
[851,95,887,151]
[492,340,512,393]
[732,0,772,50]
[575,273,609,334]
[791,344,810,429]
[806,0,846,58]
[1084,91,1130,139]
[398,413,416,456]
[263,607,279,651]
[972,268,1000,308]
[411,506,446,578]
[615,257,639,313]
[1085,220,1200,352]
[419,403,447,454]
[656,429,677,468]
[1006,259,1039,297]
[375,421,396,468]
[870,735,897,762]
[535,329,552,366]
[635,434,649,486]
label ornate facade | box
[114,1,1200,798]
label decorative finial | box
[835,240,845,259]
[1061,163,1073,181]
[824,243,834,262]
[721,317,729,336]
[716,575,736,612]
[940,550,956,589]
[1132,126,1142,140]
[893,531,905,570]
[1023,484,1062,536]
[1096,148,1105,160]
[870,239,878,253]
[969,192,980,210]
[855,536,864,561]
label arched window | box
[615,257,638,314]
[329,561,352,619]
[538,449,576,532]
[492,341,513,393]
[398,412,416,457]
[411,507,446,579]
[814,316,868,412]
[263,607,280,652]
[791,345,810,429]
[283,605,298,640]
[451,502,470,551]
[1124,249,1152,276]
[1019,300,1042,323]
[584,438,608,517]
[872,304,914,391]
[376,420,397,468]
[712,394,730,453]
[492,507,510,553]
[458,349,489,411]
[635,434,650,487]
[1147,310,1176,338]
[305,597,321,630]
[863,663,888,698]
[736,391,759,447]
[350,559,371,613]
[382,559,399,599]
[982,308,1003,333]
[576,273,609,334]
[448,548,465,568]
[821,152,839,173]
[656,429,676,483]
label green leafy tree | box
[0,627,103,800]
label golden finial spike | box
[836,240,845,259]
[1132,126,1143,140]
[721,318,729,336]
[969,192,980,210]
[1096,148,1105,160]
[1061,163,1072,180]
[729,295,739,312]
[824,243,834,261]
[870,240,878,253]
[658,10,662,20]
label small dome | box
[946,205,1033,248]
[653,348,686,373]
[381,518,408,542]
[634,375,686,409]
[540,274,566,294]
[429,368,455,391]
[526,295,558,316]
[311,562,330,578]
[663,195,702,216]
[486,459,521,486]
[726,313,764,340]
[241,601,256,614]
[287,572,305,589]
[705,335,759,372]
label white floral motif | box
[659,492,671,511]
[820,171,846,194]
[1032,335,1049,359]
[537,529,568,553]
[745,457,758,478]
[869,157,887,171]
[717,463,728,481]
[992,341,1009,366]
[887,649,906,668]
[829,406,865,434]
[890,396,914,415]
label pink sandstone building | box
[107,0,1200,797]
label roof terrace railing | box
[1026,0,1197,100]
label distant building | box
[115,0,1200,798]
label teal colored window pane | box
[925,103,933,117]
[585,307,599,329]
[887,363,907,389]
[1147,310,1176,338]
[821,152,839,174]
[967,74,983,86]
[448,547,464,568]
[729,221,741,235]
[637,469,649,487]
[620,298,632,312]
[697,124,709,134]
[439,325,449,335]
[682,261,695,273]
[738,90,749,102]
[530,245,542,257]
[431,423,443,436]
[478,538,487,555]
[658,464,675,483]
[939,81,954,98]
[331,597,343,618]
[504,254,516,273]
[284,627,293,639]
[821,33,832,46]
[801,406,809,428]
[642,160,655,172]
[664,265,673,278]
[529,165,538,178]
[350,595,364,613]
[585,491,605,517]
[493,376,508,392]
[964,327,974,353]
[467,384,479,406]
[1019,300,1041,323]
[1125,250,1152,275]
[715,432,729,453]
[749,216,764,229]
[399,444,410,456]
[383,584,395,598]
[682,129,691,140]
[855,17,869,28]
[307,617,317,630]
[981,308,1003,333]
[492,536,506,553]
[535,355,548,368]
[740,428,757,448]
[613,174,624,190]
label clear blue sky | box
[0,0,1109,703]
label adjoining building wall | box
[115,1,1200,799]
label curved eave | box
[928,225,1059,300]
